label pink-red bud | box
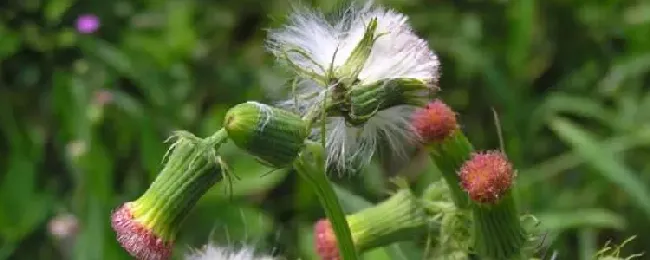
[111,203,173,260]
[411,100,457,144]
[314,219,340,260]
[459,151,514,204]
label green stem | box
[472,192,525,260]
[132,129,229,241]
[294,143,359,260]
[428,130,474,209]
[347,189,429,252]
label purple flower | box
[76,14,100,34]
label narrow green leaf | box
[550,117,650,218]
[536,208,626,231]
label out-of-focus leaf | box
[0,24,21,60]
[550,117,650,218]
[531,93,616,135]
[180,200,274,251]
[521,126,650,187]
[0,243,16,260]
[599,52,650,95]
[537,209,626,231]
[506,0,536,81]
[0,103,49,245]
[45,0,74,24]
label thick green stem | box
[428,130,473,209]
[131,129,228,241]
[472,192,525,260]
[347,189,429,252]
[294,143,359,260]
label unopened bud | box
[460,151,525,259]
[413,99,471,208]
[314,219,339,260]
[411,99,457,144]
[459,151,514,204]
[314,189,429,259]
[111,130,228,260]
[224,102,309,168]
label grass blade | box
[549,117,650,218]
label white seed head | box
[184,244,275,260]
[266,1,437,173]
[266,1,439,86]
[319,105,420,174]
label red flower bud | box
[314,219,340,260]
[411,100,457,144]
[459,151,514,204]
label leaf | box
[598,52,650,95]
[45,0,74,24]
[531,93,616,135]
[536,208,626,231]
[520,126,650,187]
[0,24,21,60]
[181,201,275,247]
[550,117,650,218]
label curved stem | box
[294,143,359,260]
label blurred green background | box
[1,0,650,259]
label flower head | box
[411,99,458,144]
[111,131,229,260]
[459,151,515,204]
[76,14,100,34]
[111,203,173,260]
[266,2,440,173]
[185,243,276,260]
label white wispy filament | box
[266,1,440,173]
[185,244,275,260]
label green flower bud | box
[111,130,228,260]
[224,102,309,168]
[314,189,430,259]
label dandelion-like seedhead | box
[266,1,440,173]
[184,244,275,260]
